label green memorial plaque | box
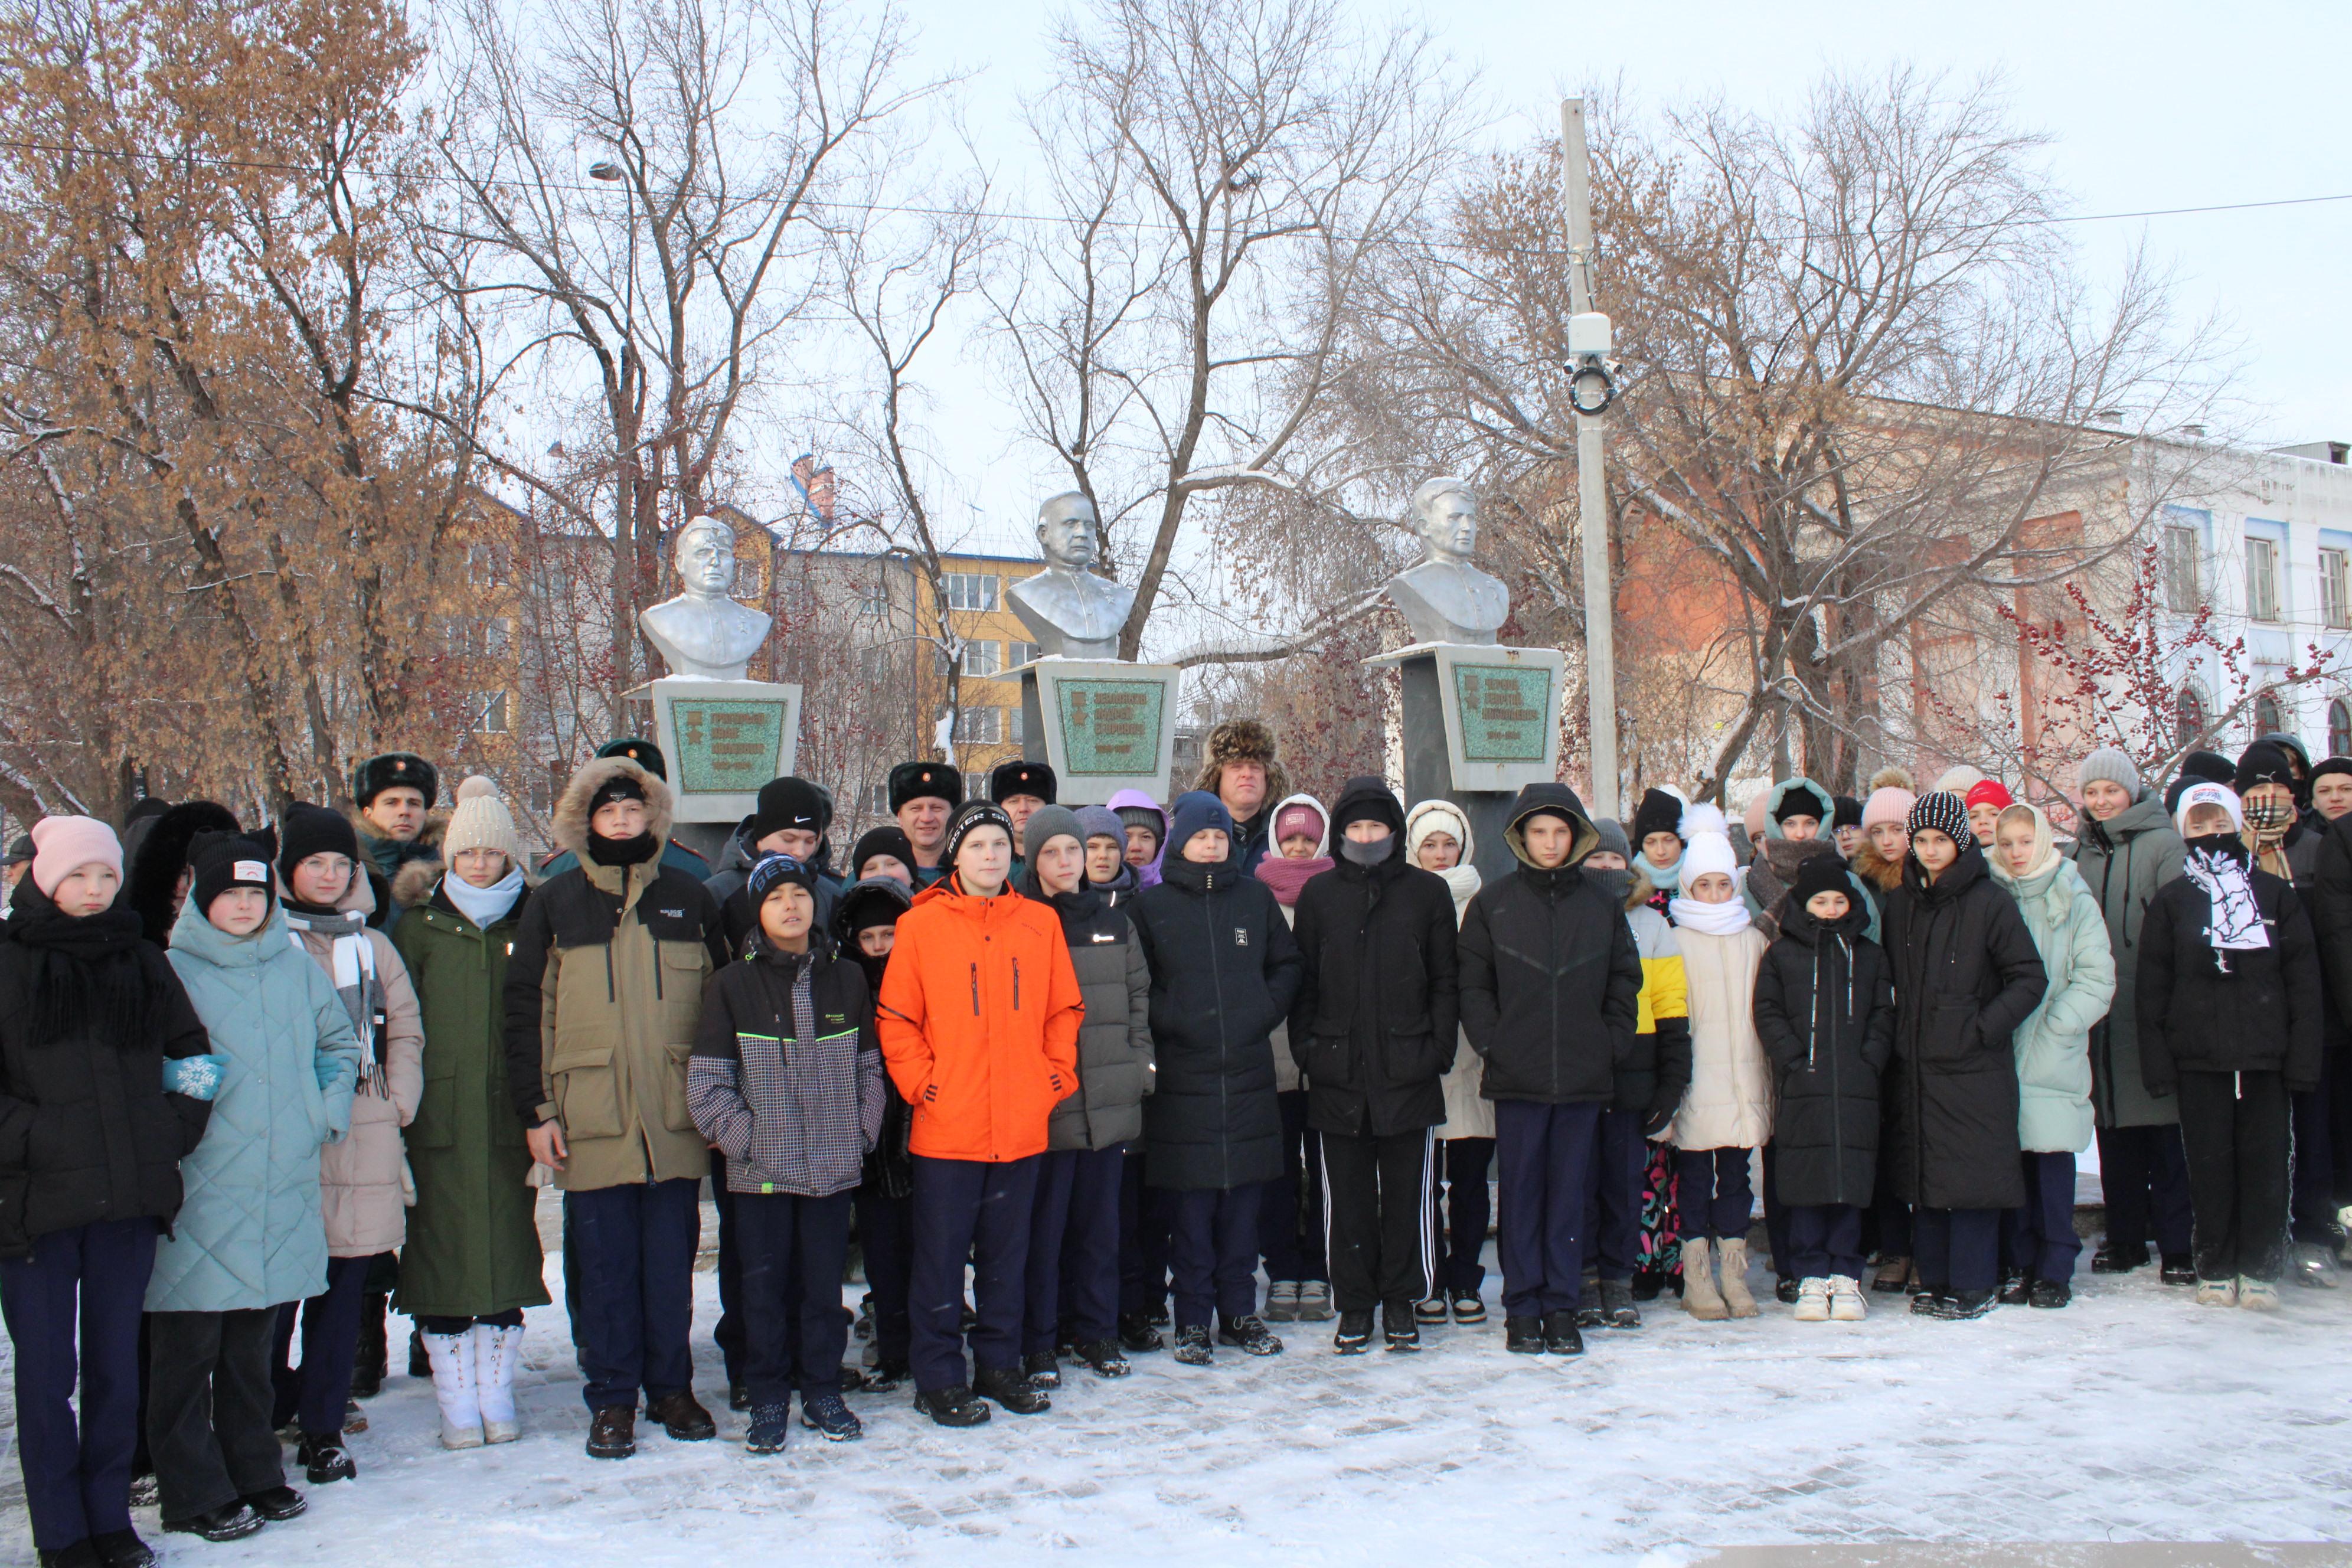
[673,699,789,793]
[1451,662,1554,764]
[1056,678,1167,776]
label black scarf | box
[7,881,160,1052]
[587,831,659,868]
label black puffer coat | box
[1024,880,1155,1152]
[1129,854,1301,1190]
[1287,778,1461,1139]
[1881,845,2047,1211]
[2137,845,2322,1093]
[1753,902,1894,1208]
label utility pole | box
[1558,97,1619,818]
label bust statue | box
[1384,477,1508,645]
[1007,492,1135,661]
[638,517,773,681]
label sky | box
[873,0,2352,576]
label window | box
[2325,549,2352,630]
[2246,536,2281,622]
[1006,707,1026,745]
[856,579,891,619]
[2175,684,2209,748]
[955,706,1002,744]
[2162,525,2202,612]
[2255,693,2286,737]
[962,640,1001,678]
[466,544,505,586]
[470,690,508,734]
[1008,641,1043,669]
[2331,699,2351,758]
[869,784,890,817]
[943,573,998,612]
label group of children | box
[1,720,2340,1566]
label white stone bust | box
[1007,492,1135,661]
[638,517,773,681]
[1385,477,1508,645]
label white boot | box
[424,1331,484,1450]
[1827,1275,1868,1322]
[1717,1239,1760,1318]
[472,1322,524,1443]
[1681,1237,1729,1321]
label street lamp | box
[1564,310,1617,417]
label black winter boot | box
[974,1366,1051,1412]
[1118,1312,1164,1353]
[1504,1315,1545,1353]
[2160,1253,2197,1286]
[1022,1351,1062,1389]
[913,1384,991,1427]
[1219,1315,1284,1356]
[1072,1339,1131,1378]
[1332,1309,1375,1354]
[1381,1300,1420,1352]
[296,1432,355,1483]
[1540,1310,1584,1355]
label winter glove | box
[1641,1107,1675,1140]
[162,1054,227,1102]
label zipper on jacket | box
[1013,957,1021,1011]
[970,962,981,1017]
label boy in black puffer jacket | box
[1754,855,1895,1323]
[834,876,916,1392]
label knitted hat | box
[942,801,1015,868]
[1742,792,1770,841]
[1963,779,2014,813]
[1405,800,1471,861]
[1274,799,1328,847]
[1022,805,1085,863]
[1931,765,1985,795]
[596,737,667,782]
[2,833,31,867]
[2314,757,2352,788]
[589,772,646,815]
[850,825,915,878]
[1631,787,1684,845]
[188,832,276,919]
[831,875,913,947]
[990,761,1057,806]
[2165,751,2237,815]
[1772,781,1831,824]
[444,791,523,864]
[1907,791,1972,845]
[746,852,815,904]
[2076,747,2142,797]
[455,774,501,803]
[1789,852,1856,910]
[888,760,962,813]
[276,802,360,878]
[1075,806,1125,845]
[2234,741,2299,797]
[1591,817,1631,863]
[1832,795,1862,831]
[2174,781,2244,836]
[750,776,829,842]
[1679,824,1739,891]
[352,752,437,809]
[1167,791,1234,857]
[30,816,122,899]
[1861,786,1916,832]
[1115,805,1165,849]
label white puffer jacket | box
[1670,923,1773,1152]
[1409,801,1494,1141]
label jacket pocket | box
[1916,1001,1981,1069]
[659,1038,697,1133]
[1384,1029,1447,1086]
[1303,1033,1353,1090]
[549,1035,622,1139]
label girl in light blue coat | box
[1988,802,2115,1308]
[146,836,361,1543]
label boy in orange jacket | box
[877,802,1083,1427]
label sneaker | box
[2193,1275,2236,1306]
[1938,1289,1997,1321]
[1597,1278,1640,1329]
[913,1384,991,1427]
[1219,1315,1284,1356]
[91,1528,156,1568]
[1998,1273,2033,1307]
[973,1366,1051,1412]
[1871,1255,1913,1293]
[586,1404,636,1459]
[342,1398,367,1433]
[1171,1324,1214,1366]
[1332,1309,1375,1354]
[729,1380,750,1413]
[1148,1304,1170,1327]
[1021,1351,1062,1389]
[1263,1280,1301,1322]
[1909,1290,1949,1318]
[2238,1276,2282,1311]
[647,1390,716,1441]
[1773,1275,1801,1306]
[1792,1277,1831,1322]
[861,1360,910,1394]
[1540,1309,1584,1355]
[162,1504,264,1543]
[296,1433,355,1483]
[2092,1241,2149,1273]
[2293,1242,2340,1289]
[2028,1279,2072,1309]
[2160,1253,2197,1286]
[1504,1315,1544,1354]
[1827,1275,1868,1321]
[239,1486,307,1523]
[1381,1299,1421,1353]
[1118,1312,1164,1353]
[128,1474,158,1510]
[1414,1295,1449,1325]
[1072,1338,1131,1378]
[1451,1288,1488,1324]
[744,1401,791,1455]
[1294,1280,1336,1322]
[1574,1300,1606,1329]
[801,1391,863,1441]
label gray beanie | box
[1074,805,1124,844]
[1592,816,1632,862]
[2077,747,2142,797]
[1023,804,1086,862]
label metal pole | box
[1559,97,1619,819]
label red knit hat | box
[1964,779,2014,812]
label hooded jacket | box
[1456,783,1642,1106]
[1016,864,1155,1152]
[1745,778,1880,942]
[1752,901,1894,1208]
[832,878,916,1195]
[501,759,730,1193]
[1987,812,2115,1155]
[2137,843,2323,1092]
[1106,788,1168,890]
[705,820,842,959]
[151,901,363,1313]
[1288,778,1461,1139]
[690,945,884,1197]
[1669,913,1775,1152]
[1881,844,2047,1211]
[1407,799,1499,1140]
[1255,791,1331,1095]
[2065,790,2186,1128]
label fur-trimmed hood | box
[1193,717,1289,808]
[551,757,674,858]
[1850,839,1906,894]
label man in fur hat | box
[1195,719,1288,876]
[351,753,445,931]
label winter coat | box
[1668,923,1775,1151]
[1743,790,1880,943]
[2066,792,2185,1128]
[354,813,445,932]
[538,835,711,884]
[2137,855,2324,1092]
[1287,786,1461,1139]
[1881,847,2047,1212]
[150,903,362,1313]
[1753,904,1895,1207]
[1618,903,1692,1124]
[1407,799,1496,1142]
[2302,812,2352,1039]
[502,759,730,1193]
[0,886,214,1259]
[1256,791,1331,1096]
[1105,790,1168,890]
[389,876,549,1319]
[1028,883,1155,1152]
[1129,854,1302,1190]
[691,946,884,1197]
[704,821,842,959]
[875,880,1083,1164]
[1988,852,2113,1154]
[1457,784,1642,1106]
[282,873,423,1257]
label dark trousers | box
[736,1189,852,1404]
[1493,1099,1602,1318]
[909,1154,1038,1394]
[1583,1111,1643,1280]
[1913,1207,2000,1295]
[1,1219,156,1550]
[1675,1146,1755,1241]
[564,1178,701,1412]
[1786,1204,1864,1281]
[2001,1152,2082,1283]
[854,1185,914,1368]
[1165,1182,1264,1329]
[2097,1121,2194,1259]
[1257,1090,1328,1283]
[2178,1069,2293,1283]
[1031,1144,1124,1353]
[269,1252,378,1437]
[1760,1142,1795,1277]
[1867,1113,1912,1259]
[146,1307,285,1525]
[1321,1128,1436,1313]
[2292,1075,2339,1244]
[711,1157,746,1384]
[1118,1152,1172,1315]
[1436,1136,1494,1295]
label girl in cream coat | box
[1410,801,1494,1324]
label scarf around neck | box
[1641,856,1683,890]
[443,867,524,930]
[1669,894,1753,936]
[1253,854,1331,907]
[283,902,387,1095]
[1434,861,1482,920]
[2184,842,2268,961]
[9,895,156,1051]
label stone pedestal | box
[1011,658,1182,806]
[633,677,802,825]
[1366,642,1565,884]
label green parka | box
[1990,847,2115,1154]
[2066,791,2183,1128]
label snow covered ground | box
[5,1225,2349,1567]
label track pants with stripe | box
[1321,1129,1436,1314]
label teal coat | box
[150,903,362,1313]
[1990,854,2115,1154]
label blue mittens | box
[163,1054,227,1102]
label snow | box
[6,1220,2351,1565]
